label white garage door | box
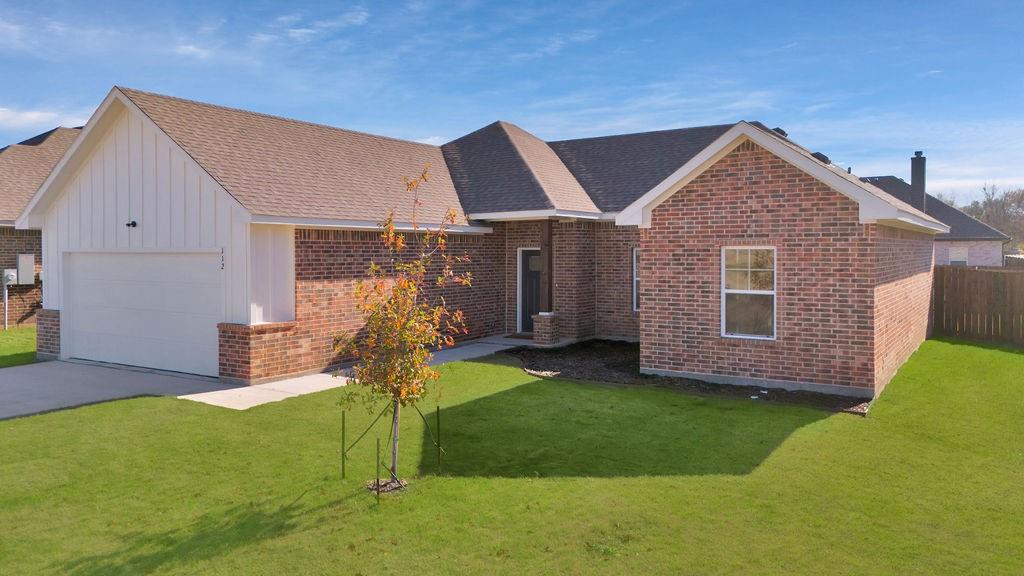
[65,252,222,376]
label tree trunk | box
[390,400,400,481]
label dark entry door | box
[520,249,541,332]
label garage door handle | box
[126,221,137,228]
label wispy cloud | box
[919,69,944,78]
[413,135,446,145]
[0,105,90,130]
[0,17,26,49]
[512,30,599,60]
[174,43,213,59]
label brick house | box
[863,152,1010,266]
[17,87,949,398]
[0,127,79,327]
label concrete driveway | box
[0,360,238,420]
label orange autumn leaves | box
[335,166,473,406]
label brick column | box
[218,321,298,384]
[36,308,60,360]
[531,312,559,346]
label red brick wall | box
[872,225,934,394]
[553,221,596,340]
[36,308,60,359]
[0,227,42,325]
[595,222,640,339]
[220,228,506,382]
[640,140,878,394]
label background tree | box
[961,185,1024,253]
[335,166,471,491]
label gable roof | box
[549,124,734,212]
[441,121,598,215]
[16,86,950,237]
[118,87,467,226]
[861,176,1009,242]
[0,127,79,224]
[615,121,948,234]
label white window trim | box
[632,247,640,312]
[720,246,777,341]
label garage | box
[64,252,222,376]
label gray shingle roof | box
[441,121,597,214]
[0,127,80,223]
[119,87,467,225]
[549,124,734,212]
[861,175,1009,241]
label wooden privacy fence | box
[932,265,1024,346]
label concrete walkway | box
[179,339,515,410]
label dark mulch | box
[502,340,871,414]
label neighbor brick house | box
[17,87,948,398]
[0,127,79,327]
[863,152,1009,266]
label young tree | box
[335,166,471,490]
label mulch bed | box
[502,340,871,415]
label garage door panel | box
[66,253,222,376]
[72,253,222,284]
[73,279,221,317]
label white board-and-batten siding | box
[42,107,254,323]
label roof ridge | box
[548,122,738,144]
[116,86,443,150]
[493,121,555,210]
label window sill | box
[721,333,776,342]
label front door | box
[520,249,541,332]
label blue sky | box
[1,1,1021,203]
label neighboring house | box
[0,127,80,326]
[863,152,1009,266]
[17,87,949,398]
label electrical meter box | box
[17,254,34,285]
[2,269,16,286]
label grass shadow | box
[419,367,830,478]
[0,350,36,368]
[58,489,363,576]
[928,335,1024,355]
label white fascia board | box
[615,122,950,235]
[16,88,123,230]
[467,209,610,221]
[251,215,493,234]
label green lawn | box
[0,325,36,368]
[1,339,1021,575]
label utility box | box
[2,269,16,286]
[17,254,35,285]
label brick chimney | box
[910,151,926,210]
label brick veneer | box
[873,226,934,394]
[36,308,60,359]
[639,140,933,397]
[219,228,506,382]
[934,240,1004,267]
[0,227,42,326]
[531,313,559,345]
[595,222,640,339]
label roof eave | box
[466,209,615,222]
[250,215,492,234]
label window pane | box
[725,270,749,290]
[750,249,774,269]
[725,293,774,337]
[528,254,541,272]
[750,270,774,291]
[724,248,748,269]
